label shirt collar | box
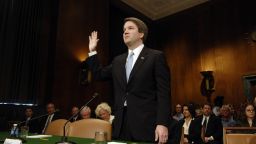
[128,44,144,56]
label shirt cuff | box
[209,136,214,140]
[88,51,97,57]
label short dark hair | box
[203,103,213,109]
[124,17,148,42]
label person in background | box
[212,106,221,117]
[189,103,223,144]
[239,103,256,127]
[213,96,224,117]
[70,106,80,122]
[21,107,39,133]
[173,104,184,121]
[195,106,203,118]
[80,106,91,119]
[177,104,195,144]
[95,102,115,124]
[40,103,60,134]
[220,104,237,127]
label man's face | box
[176,104,182,113]
[71,107,79,116]
[203,105,212,116]
[25,108,33,117]
[81,110,90,119]
[46,104,55,114]
[222,108,230,118]
[123,21,144,46]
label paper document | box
[108,142,127,144]
[26,135,52,138]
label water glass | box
[20,126,29,139]
[94,131,107,144]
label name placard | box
[4,138,22,144]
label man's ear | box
[139,33,144,39]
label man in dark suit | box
[86,17,171,143]
[70,106,81,122]
[40,103,60,134]
[189,103,223,144]
[21,107,40,133]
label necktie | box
[42,115,52,134]
[126,52,134,81]
[201,118,207,142]
[203,117,208,132]
[25,117,30,126]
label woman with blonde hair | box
[95,102,115,124]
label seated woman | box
[237,103,256,133]
[95,102,115,124]
[177,104,195,144]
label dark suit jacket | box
[237,118,256,133]
[86,47,171,142]
[39,113,61,133]
[70,115,82,122]
[176,119,195,144]
[167,118,179,144]
[189,115,223,144]
[21,116,40,134]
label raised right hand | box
[89,31,99,52]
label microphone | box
[56,93,98,144]
[15,109,60,126]
[9,109,60,142]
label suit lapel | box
[128,47,148,83]
[120,53,128,85]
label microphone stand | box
[10,109,59,142]
[56,93,98,144]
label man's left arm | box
[154,52,171,143]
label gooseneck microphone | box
[10,109,60,142]
[55,93,98,144]
[16,109,60,126]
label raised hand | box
[89,31,99,52]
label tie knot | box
[129,51,134,57]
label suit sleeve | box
[154,52,171,126]
[85,54,112,80]
[212,117,223,141]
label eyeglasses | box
[246,109,255,112]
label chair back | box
[223,127,256,144]
[45,119,69,136]
[68,118,112,141]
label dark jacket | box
[86,47,171,142]
[21,116,40,134]
[189,115,223,144]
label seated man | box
[40,103,60,134]
[21,107,39,133]
[80,106,91,119]
[70,106,81,122]
[220,104,237,127]
[189,103,223,144]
